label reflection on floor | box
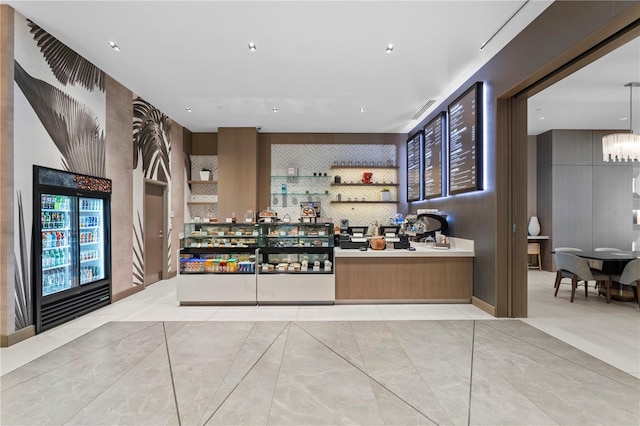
[0,273,638,425]
[1,320,638,425]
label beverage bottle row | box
[42,249,68,268]
[81,266,99,284]
[44,268,71,294]
[41,194,70,210]
[42,231,67,249]
[80,230,99,244]
[41,211,67,229]
[80,250,99,261]
[80,199,101,210]
[80,215,100,228]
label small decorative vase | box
[380,191,391,202]
[199,170,210,181]
[528,216,541,236]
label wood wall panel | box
[105,75,134,298]
[592,165,633,249]
[218,128,258,219]
[0,4,14,337]
[335,257,472,300]
[192,132,218,155]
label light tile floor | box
[0,272,638,425]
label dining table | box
[553,250,639,301]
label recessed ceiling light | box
[272,107,278,113]
[107,41,120,51]
[538,116,545,120]
[359,107,366,112]
[248,42,257,52]
[620,117,629,121]
[185,107,192,112]
[385,44,394,53]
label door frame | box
[502,17,640,317]
[143,179,168,286]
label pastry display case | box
[178,223,259,304]
[257,222,335,303]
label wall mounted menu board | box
[448,82,483,195]
[406,132,422,202]
[423,112,444,199]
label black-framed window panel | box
[447,82,483,195]
[423,112,445,199]
[406,131,422,202]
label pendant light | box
[602,82,640,162]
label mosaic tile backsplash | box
[271,144,398,227]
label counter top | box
[335,238,474,258]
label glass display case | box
[257,222,335,303]
[178,222,335,304]
[178,223,260,304]
[258,222,333,274]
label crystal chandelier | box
[602,82,640,162]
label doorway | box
[144,181,167,286]
[506,21,640,317]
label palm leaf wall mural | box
[133,211,144,285]
[14,191,33,330]
[133,98,172,182]
[27,20,105,92]
[14,61,106,177]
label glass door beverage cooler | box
[33,166,112,333]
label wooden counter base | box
[335,257,473,301]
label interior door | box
[144,182,165,286]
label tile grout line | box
[383,320,455,425]
[293,322,436,425]
[467,320,476,426]
[162,322,182,426]
[479,320,639,389]
[264,323,292,424]
[1,321,160,389]
[58,322,169,425]
[202,322,291,425]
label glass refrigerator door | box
[79,198,105,285]
[41,194,77,296]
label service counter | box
[334,238,474,303]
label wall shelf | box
[330,201,398,204]
[271,175,330,179]
[330,165,398,170]
[187,202,218,205]
[330,183,398,187]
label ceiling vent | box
[411,99,437,120]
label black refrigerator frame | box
[32,165,112,333]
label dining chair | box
[608,259,640,307]
[554,252,611,303]
[553,247,583,288]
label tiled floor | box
[0,272,638,425]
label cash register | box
[339,226,369,249]
[379,225,411,249]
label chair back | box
[618,259,640,285]
[594,247,622,252]
[554,252,594,281]
[554,247,583,252]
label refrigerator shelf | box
[43,245,71,251]
[79,225,100,229]
[43,262,71,271]
[42,208,71,212]
[80,257,101,263]
[80,241,101,246]
[41,226,70,231]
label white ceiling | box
[6,0,557,134]
[528,36,640,136]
